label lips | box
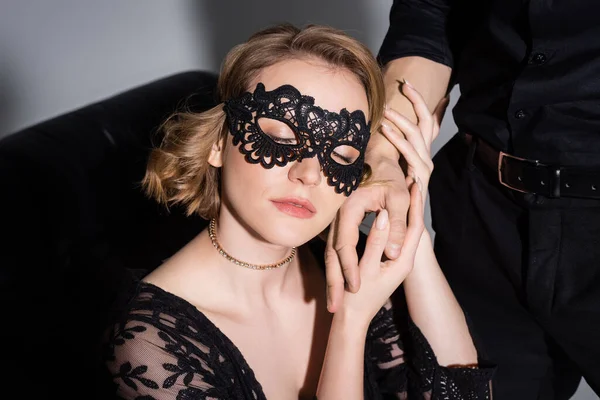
[271,197,316,219]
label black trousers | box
[429,133,600,400]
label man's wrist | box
[366,132,401,164]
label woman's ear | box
[208,138,225,168]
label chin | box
[260,225,320,249]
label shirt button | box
[530,52,547,65]
[515,109,526,119]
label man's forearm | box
[383,56,452,121]
[367,56,452,162]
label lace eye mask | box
[223,83,371,196]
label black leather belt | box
[465,133,600,200]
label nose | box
[288,156,322,187]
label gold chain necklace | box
[208,218,297,270]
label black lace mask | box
[223,83,371,196]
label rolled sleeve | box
[378,0,454,68]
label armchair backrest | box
[0,70,218,397]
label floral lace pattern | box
[103,280,493,399]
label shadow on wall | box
[193,0,376,72]
[0,47,18,136]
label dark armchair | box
[0,71,217,397]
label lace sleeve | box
[367,300,495,399]
[366,300,410,399]
[407,320,495,399]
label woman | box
[103,23,493,399]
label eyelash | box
[332,151,352,164]
[272,137,296,144]
[270,136,354,164]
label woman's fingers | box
[380,123,432,179]
[359,209,391,273]
[328,199,367,294]
[324,217,347,313]
[388,183,424,282]
[405,181,425,246]
[401,80,434,143]
[383,108,430,157]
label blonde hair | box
[143,23,385,218]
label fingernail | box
[403,78,414,89]
[376,209,389,230]
[384,103,388,110]
[380,121,391,130]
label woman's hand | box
[380,82,449,204]
[324,153,410,312]
[324,82,448,314]
[334,183,425,323]
[379,87,482,370]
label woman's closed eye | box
[272,137,297,144]
[331,145,360,165]
[258,117,299,145]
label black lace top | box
[103,273,494,400]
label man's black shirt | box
[378,0,600,166]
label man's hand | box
[325,152,410,312]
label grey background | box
[0,1,596,398]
